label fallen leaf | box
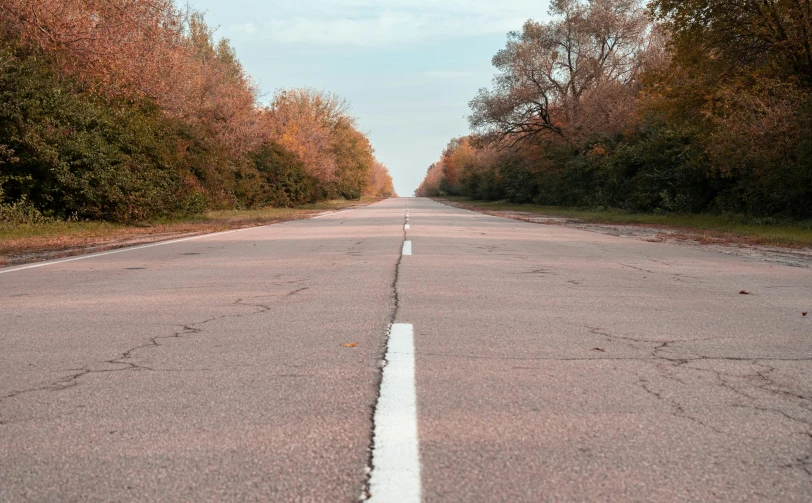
[343,342,358,348]
[591,347,606,352]
[803,312,808,317]
[739,290,751,295]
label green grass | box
[438,197,812,248]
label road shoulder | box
[436,198,812,269]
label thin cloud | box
[227,23,257,35]
[221,1,543,46]
[422,71,474,79]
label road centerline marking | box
[402,241,412,255]
[367,323,421,503]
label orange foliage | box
[364,162,396,198]
[2,1,263,156]
[0,1,390,208]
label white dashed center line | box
[402,241,412,255]
[367,323,421,503]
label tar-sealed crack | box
[0,289,302,420]
[361,209,408,501]
[586,323,812,473]
[418,318,812,477]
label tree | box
[364,162,396,198]
[651,0,812,85]
[0,2,386,222]
[415,163,444,197]
[469,0,649,145]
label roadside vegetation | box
[0,0,395,235]
[418,0,812,230]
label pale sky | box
[185,0,551,195]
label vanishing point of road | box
[1,198,810,502]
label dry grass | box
[0,199,377,267]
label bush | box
[0,45,189,222]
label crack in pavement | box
[286,287,309,297]
[584,324,812,471]
[635,376,727,434]
[414,351,812,363]
[413,318,812,475]
[783,454,812,476]
[361,207,408,500]
[0,288,304,416]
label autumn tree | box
[266,89,343,182]
[0,2,388,222]
[418,0,811,218]
[647,0,812,217]
[265,88,379,199]
[364,162,396,198]
[415,163,444,197]
[469,0,649,145]
[651,0,812,84]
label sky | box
[185,0,551,195]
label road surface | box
[1,198,810,502]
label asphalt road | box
[1,197,810,502]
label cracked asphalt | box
[0,202,405,502]
[2,197,811,502]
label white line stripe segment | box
[0,228,254,275]
[368,323,421,503]
[402,241,412,255]
[404,224,410,230]
[0,209,346,276]
[310,209,351,219]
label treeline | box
[0,0,394,224]
[417,0,812,220]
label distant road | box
[2,198,810,502]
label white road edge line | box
[310,208,352,219]
[367,323,421,503]
[0,207,351,275]
[402,241,412,255]
[0,225,270,275]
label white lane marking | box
[1,206,355,275]
[404,224,410,230]
[402,241,412,255]
[368,323,421,503]
[0,226,262,275]
[310,208,352,219]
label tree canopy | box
[0,0,395,223]
[419,0,812,219]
